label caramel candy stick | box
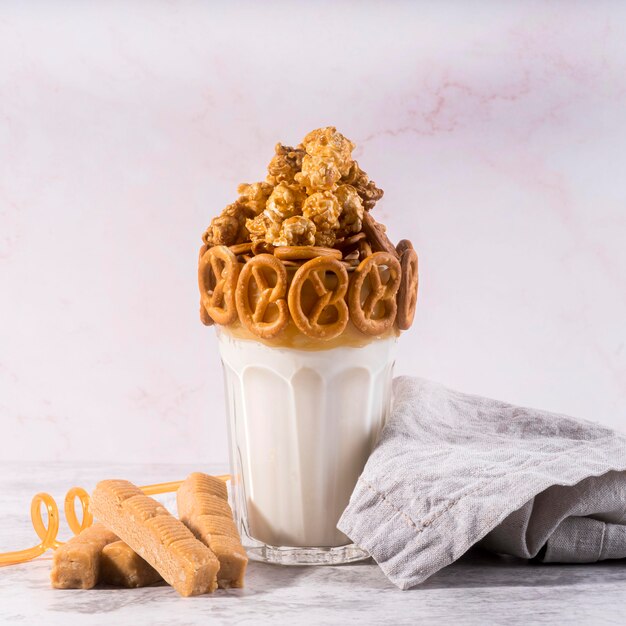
[50,522,118,589]
[177,473,248,589]
[100,541,162,588]
[90,479,219,597]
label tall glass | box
[218,328,396,565]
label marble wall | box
[1,1,625,464]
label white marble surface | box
[1,462,626,626]
[1,2,626,466]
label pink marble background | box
[1,1,625,464]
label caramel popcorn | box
[342,161,384,211]
[335,184,364,237]
[237,182,273,216]
[273,216,316,247]
[203,202,249,247]
[202,127,384,250]
[265,182,307,222]
[245,212,266,242]
[295,155,343,193]
[301,127,355,177]
[295,127,356,194]
[302,191,341,247]
[246,212,280,243]
[266,144,305,185]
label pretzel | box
[396,239,413,256]
[280,259,306,268]
[251,240,274,256]
[335,232,367,249]
[362,212,399,260]
[397,247,418,330]
[199,305,214,326]
[358,238,372,261]
[198,245,240,325]
[288,257,349,339]
[198,245,214,326]
[274,246,342,261]
[235,254,289,338]
[349,251,401,335]
[229,242,253,255]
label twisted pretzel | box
[396,239,414,256]
[198,245,240,325]
[229,242,253,255]
[251,241,274,256]
[235,254,289,338]
[397,247,418,330]
[336,232,367,250]
[288,257,349,339]
[349,252,401,335]
[198,245,214,326]
[358,238,372,261]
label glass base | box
[247,542,370,566]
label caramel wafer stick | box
[50,523,118,589]
[100,541,162,588]
[90,479,219,597]
[177,473,248,589]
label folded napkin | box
[337,377,626,590]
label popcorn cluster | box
[202,127,383,249]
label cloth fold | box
[337,377,626,590]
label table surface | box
[1,462,625,626]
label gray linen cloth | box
[337,377,626,590]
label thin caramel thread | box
[0,475,230,567]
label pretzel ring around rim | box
[396,247,418,330]
[235,254,289,339]
[198,245,240,325]
[349,251,401,335]
[288,257,349,339]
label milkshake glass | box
[198,126,418,566]
[218,326,396,564]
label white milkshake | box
[218,328,396,561]
[198,126,419,565]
